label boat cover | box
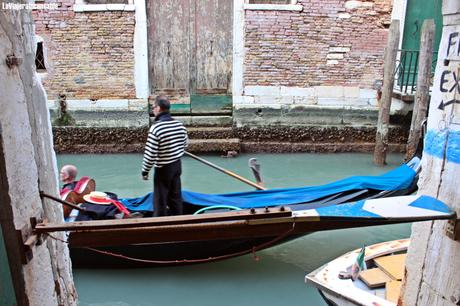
[120,163,416,212]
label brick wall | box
[244,0,392,88]
[33,2,136,100]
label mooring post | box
[401,1,460,304]
[405,20,435,161]
[374,20,400,166]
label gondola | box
[35,157,455,268]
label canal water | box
[57,153,411,306]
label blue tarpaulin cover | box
[120,164,416,212]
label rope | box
[80,221,297,265]
[45,233,69,244]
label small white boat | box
[305,239,409,306]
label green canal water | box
[57,153,412,306]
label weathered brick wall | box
[244,0,392,88]
[33,2,136,100]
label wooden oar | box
[39,191,97,218]
[184,151,266,190]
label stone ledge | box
[241,142,405,153]
[188,139,240,153]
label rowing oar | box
[184,151,266,190]
[39,191,97,218]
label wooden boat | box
[34,158,455,268]
[305,239,411,306]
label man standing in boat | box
[141,95,188,216]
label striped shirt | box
[142,113,188,173]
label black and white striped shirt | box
[142,113,188,173]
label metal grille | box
[393,49,438,95]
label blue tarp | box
[120,163,416,212]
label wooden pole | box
[185,151,266,190]
[405,20,435,161]
[401,2,460,304]
[0,125,25,306]
[374,20,400,166]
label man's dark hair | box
[155,95,171,111]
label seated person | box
[59,164,96,218]
[60,164,78,190]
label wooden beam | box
[35,207,291,233]
[374,20,400,166]
[0,124,28,306]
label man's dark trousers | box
[153,159,183,216]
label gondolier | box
[141,95,188,216]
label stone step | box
[187,138,240,153]
[187,127,235,139]
[151,115,233,127]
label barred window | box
[35,42,46,72]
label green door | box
[0,228,17,306]
[399,0,442,92]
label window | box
[35,42,46,72]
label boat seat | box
[60,176,96,217]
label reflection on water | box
[57,153,411,306]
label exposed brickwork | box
[33,2,136,100]
[244,0,392,88]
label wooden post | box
[0,125,24,306]
[401,1,460,304]
[405,20,435,161]
[374,20,400,166]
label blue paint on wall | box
[424,129,460,164]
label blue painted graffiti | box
[424,129,460,164]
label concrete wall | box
[0,8,77,306]
[401,1,460,305]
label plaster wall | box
[0,8,77,306]
[401,1,460,305]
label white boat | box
[305,239,409,306]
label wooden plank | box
[148,0,191,95]
[358,268,393,288]
[68,221,295,247]
[386,280,402,303]
[35,207,292,233]
[195,0,232,93]
[374,254,406,280]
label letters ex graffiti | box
[438,31,460,110]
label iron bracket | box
[16,217,46,264]
[445,213,460,241]
[5,54,22,68]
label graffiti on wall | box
[425,28,460,163]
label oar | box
[39,191,97,218]
[184,151,266,190]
